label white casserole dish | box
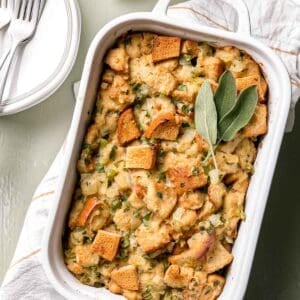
[42,0,291,299]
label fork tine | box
[13,0,20,17]
[18,0,27,19]
[30,0,40,23]
[25,0,33,21]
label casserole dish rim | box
[41,10,291,300]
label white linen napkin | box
[1,1,299,299]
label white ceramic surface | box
[0,0,81,115]
[42,0,291,299]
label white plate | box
[0,0,81,116]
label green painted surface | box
[0,1,299,299]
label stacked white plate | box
[0,0,81,115]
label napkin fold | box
[1,0,299,299]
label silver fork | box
[0,0,40,102]
[0,0,13,30]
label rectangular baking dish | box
[42,0,291,299]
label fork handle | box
[0,41,20,103]
[0,48,11,70]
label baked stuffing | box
[64,32,268,299]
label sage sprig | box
[214,70,237,122]
[195,80,219,173]
[194,80,218,145]
[218,85,258,141]
[194,70,259,178]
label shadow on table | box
[245,109,300,299]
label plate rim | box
[0,0,81,116]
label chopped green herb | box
[107,169,118,186]
[142,285,153,300]
[117,248,129,259]
[192,166,199,176]
[133,209,140,218]
[109,145,117,160]
[181,104,192,114]
[122,235,130,248]
[100,138,108,147]
[142,212,152,225]
[179,54,193,65]
[177,84,188,91]
[111,198,122,211]
[157,172,166,182]
[95,163,105,173]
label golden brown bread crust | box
[110,265,140,291]
[242,104,268,137]
[168,166,208,195]
[152,36,181,63]
[144,112,181,141]
[117,108,141,146]
[76,197,101,227]
[125,145,157,169]
[91,230,121,261]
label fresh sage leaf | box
[215,70,237,122]
[195,80,218,145]
[195,80,220,179]
[218,85,258,141]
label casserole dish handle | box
[153,0,251,36]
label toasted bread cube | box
[171,208,198,232]
[125,145,157,170]
[236,75,267,102]
[105,47,129,73]
[152,36,181,63]
[183,271,208,299]
[67,262,85,275]
[203,57,225,81]
[92,230,121,261]
[136,220,171,253]
[223,191,245,239]
[108,75,135,106]
[145,182,177,219]
[181,40,199,56]
[107,280,123,294]
[75,245,99,267]
[168,166,208,195]
[102,69,115,83]
[117,108,141,146]
[156,58,179,72]
[242,104,268,138]
[169,232,215,266]
[216,151,240,175]
[200,274,225,300]
[145,112,181,141]
[208,183,227,211]
[179,191,206,210]
[195,133,209,153]
[152,71,177,95]
[236,75,259,92]
[230,172,249,193]
[110,265,139,291]
[172,82,200,103]
[215,46,241,63]
[77,196,101,227]
[164,265,194,288]
[203,241,233,273]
